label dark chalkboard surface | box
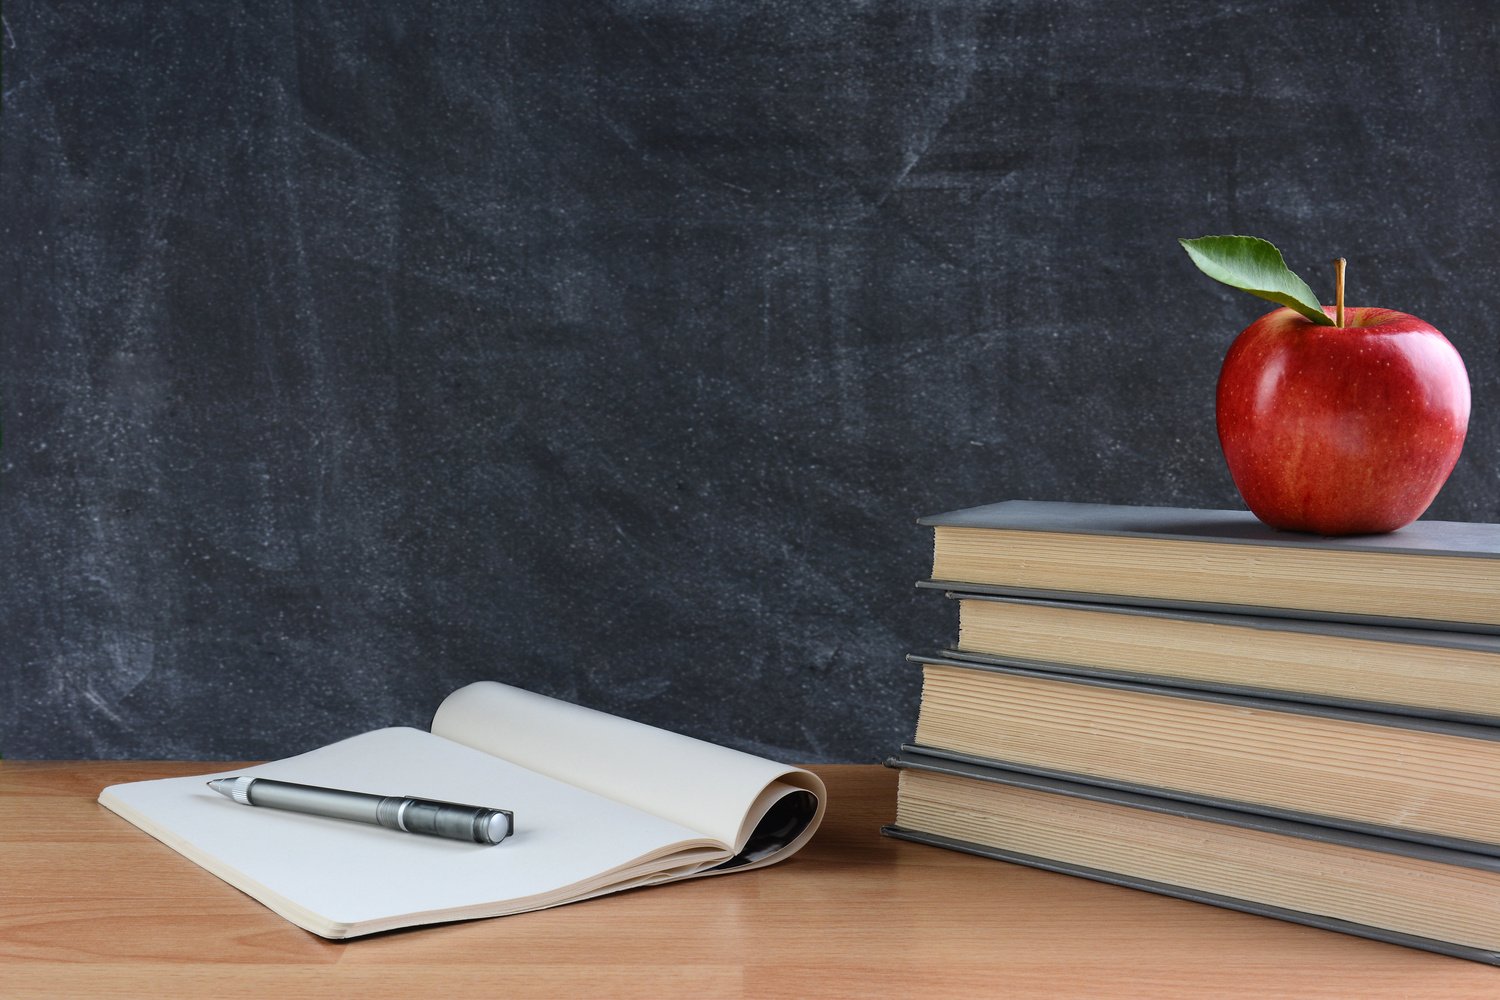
[3,3,1498,760]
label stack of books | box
[883,500,1500,965]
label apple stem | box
[1334,258,1346,327]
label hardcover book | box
[99,682,825,938]
[885,750,1500,966]
[944,592,1500,724]
[921,500,1500,631]
[909,653,1500,854]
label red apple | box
[1216,306,1469,535]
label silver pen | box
[207,776,514,845]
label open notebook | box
[98,682,826,938]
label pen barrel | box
[246,779,382,824]
[376,797,512,845]
[234,778,511,845]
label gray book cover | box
[919,500,1500,558]
[936,592,1500,725]
[918,500,1500,632]
[884,749,1500,967]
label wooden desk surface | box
[3,762,1497,999]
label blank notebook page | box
[99,727,718,929]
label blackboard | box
[3,2,1497,760]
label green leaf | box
[1179,235,1335,326]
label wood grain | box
[2,762,1497,998]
